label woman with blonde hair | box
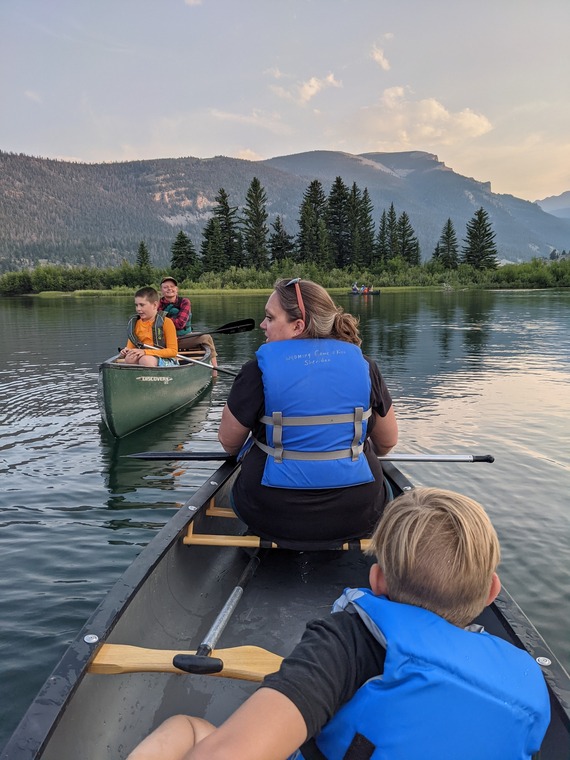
[218,277,398,548]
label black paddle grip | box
[173,654,224,674]
[473,455,495,463]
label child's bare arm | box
[186,688,307,760]
[126,715,216,760]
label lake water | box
[1,289,569,747]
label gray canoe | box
[2,460,568,759]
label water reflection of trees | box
[346,291,502,403]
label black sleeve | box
[365,356,393,418]
[261,611,385,741]
[226,359,265,429]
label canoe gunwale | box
[0,460,240,760]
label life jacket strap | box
[272,411,284,463]
[256,406,371,464]
[253,439,365,462]
[351,406,364,461]
[259,408,372,427]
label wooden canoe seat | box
[183,516,371,552]
[205,497,237,519]
[205,505,237,518]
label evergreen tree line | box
[3,175,570,295]
[167,176,502,278]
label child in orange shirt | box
[119,286,179,366]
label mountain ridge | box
[535,190,570,220]
[1,149,568,272]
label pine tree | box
[269,216,296,263]
[346,182,365,268]
[398,211,421,266]
[326,176,351,268]
[437,218,459,269]
[213,188,242,269]
[297,180,330,266]
[242,177,269,269]
[462,207,498,269]
[357,187,376,267]
[136,241,151,269]
[135,240,153,281]
[386,203,400,260]
[201,217,226,273]
[375,209,389,263]
[170,230,198,280]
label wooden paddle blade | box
[89,644,283,682]
[216,645,283,680]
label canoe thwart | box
[183,521,371,551]
[89,643,283,682]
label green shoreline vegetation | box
[1,257,569,297]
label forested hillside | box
[1,149,568,273]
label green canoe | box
[97,349,213,438]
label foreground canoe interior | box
[2,462,568,759]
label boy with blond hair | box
[128,488,550,760]
[120,286,179,366]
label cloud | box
[371,45,390,71]
[210,108,292,136]
[236,148,263,161]
[184,0,202,5]
[446,131,570,200]
[271,73,341,105]
[264,67,286,80]
[24,90,42,104]
[356,86,493,148]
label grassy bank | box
[3,258,569,296]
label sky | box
[1,0,569,202]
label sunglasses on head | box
[285,277,306,323]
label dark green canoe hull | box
[98,353,213,437]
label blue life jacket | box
[127,311,167,348]
[306,589,550,760]
[254,339,374,489]
[161,297,191,336]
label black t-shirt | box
[227,354,393,548]
[262,611,386,742]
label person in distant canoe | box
[119,286,179,366]
[159,277,218,369]
[218,277,399,549]
[127,488,550,760]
